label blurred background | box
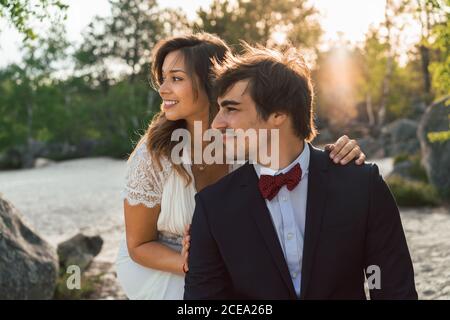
[0,0,448,300]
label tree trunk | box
[419,44,431,100]
[23,99,35,168]
[378,0,394,129]
[366,93,375,127]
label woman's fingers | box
[329,135,349,160]
[182,241,189,273]
[182,224,192,273]
[336,140,358,164]
[184,224,190,236]
[340,145,362,165]
[182,235,190,247]
[355,151,366,165]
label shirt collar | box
[254,142,310,179]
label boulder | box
[418,96,450,198]
[314,128,334,145]
[380,119,420,156]
[357,136,385,159]
[0,196,58,299]
[33,158,55,169]
[57,233,103,272]
[388,160,415,180]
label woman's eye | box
[173,77,182,81]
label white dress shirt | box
[253,142,310,298]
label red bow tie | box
[258,163,302,200]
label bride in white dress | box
[115,33,235,300]
[115,33,366,300]
[116,137,239,299]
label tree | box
[196,0,322,49]
[74,0,189,89]
[428,2,449,97]
[0,0,68,39]
[376,0,411,128]
[407,0,448,101]
[0,21,69,165]
[354,28,389,128]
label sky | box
[0,0,422,68]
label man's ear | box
[268,112,288,127]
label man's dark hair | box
[213,43,317,141]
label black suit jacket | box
[184,144,417,300]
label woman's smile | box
[163,99,179,110]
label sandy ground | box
[0,157,448,299]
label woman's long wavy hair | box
[139,33,231,185]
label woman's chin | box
[164,111,181,121]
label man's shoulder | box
[309,144,379,179]
[196,163,250,204]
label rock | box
[357,137,385,159]
[0,139,102,170]
[0,196,59,299]
[57,233,103,272]
[33,158,55,168]
[418,96,450,198]
[314,128,334,145]
[0,148,22,170]
[410,101,427,120]
[380,119,420,156]
[388,160,415,180]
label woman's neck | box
[186,111,210,162]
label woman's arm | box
[124,200,185,276]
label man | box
[184,45,417,299]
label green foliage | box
[354,28,389,107]
[74,0,189,87]
[393,153,410,165]
[0,0,448,167]
[0,0,171,164]
[53,268,102,300]
[352,28,426,124]
[0,0,68,40]
[428,130,450,142]
[429,16,450,97]
[196,0,322,49]
[386,175,441,207]
[393,153,429,183]
[427,98,450,143]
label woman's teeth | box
[164,100,178,106]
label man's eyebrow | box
[219,99,241,107]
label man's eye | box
[227,107,237,112]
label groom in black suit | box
[184,45,417,300]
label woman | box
[115,33,366,300]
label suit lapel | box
[300,144,330,299]
[240,162,297,299]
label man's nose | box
[211,110,227,130]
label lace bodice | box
[122,141,172,209]
[122,139,242,236]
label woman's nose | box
[158,81,170,95]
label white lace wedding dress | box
[115,140,237,299]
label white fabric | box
[253,142,310,298]
[115,139,238,299]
